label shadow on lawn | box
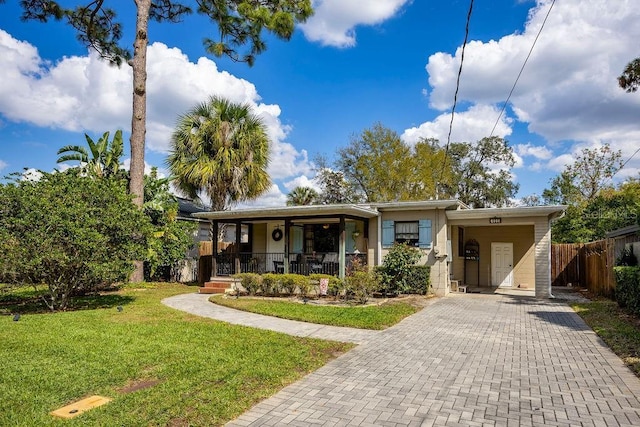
[0,291,136,314]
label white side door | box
[491,242,513,287]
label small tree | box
[167,96,271,211]
[619,58,640,93]
[57,130,125,179]
[286,186,319,206]
[0,170,150,310]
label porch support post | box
[235,220,242,274]
[211,220,218,279]
[284,219,291,274]
[339,215,346,279]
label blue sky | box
[1,0,639,206]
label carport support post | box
[284,219,290,274]
[211,221,218,279]
[339,216,346,279]
[235,220,242,274]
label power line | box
[489,0,556,138]
[612,145,640,179]
[437,0,474,190]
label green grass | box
[210,296,421,330]
[0,284,352,426]
[571,299,640,376]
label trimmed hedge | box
[615,266,640,315]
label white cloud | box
[238,184,288,208]
[547,153,574,172]
[516,143,552,160]
[283,174,321,192]
[0,31,313,184]
[402,104,512,145]
[0,159,7,172]
[300,0,411,48]
[421,0,640,177]
[20,168,42,182]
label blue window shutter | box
[419,219,432,249]
[382,220,394,248]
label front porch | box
[213,251,367,276]
[193,204,381,283]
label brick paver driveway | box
[227,293,640,426]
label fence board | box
[551,243,582,287]
[552,239,616,298]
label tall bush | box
[0,170,150,310]
[615,266,640,315]
[377,243,422,295]
[143,168,197,281]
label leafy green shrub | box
[404,265,431,295]
[277,274,295,295]
[234,273,262,295]
[0,170,150,310]
[377,243,422,295]
[291,274,313,297]
[344,270,380,304]
[615,266,640,315]
[260,273,281,296]
[143,168,197,281]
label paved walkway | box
[162,293,379,344]
[163,292,640,426]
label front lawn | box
[210,295,422,330]
[571,299,640,377]
[0,283,352,426]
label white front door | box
[491,242,513,287]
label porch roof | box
[192,203,380,221]
[446,205,567,221]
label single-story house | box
[193,200,566,298]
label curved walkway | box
[164,292,640,426]
[161,293,379,344]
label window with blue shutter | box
[418,219,432,249]
[382,220,394,248]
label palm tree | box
[57,130,124,178]
[287,186,319,206]
[167,96,271,211]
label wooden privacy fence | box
[551,239,616,297]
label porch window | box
[395,221,419,246]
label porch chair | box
[273,260,284,274]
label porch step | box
[199,278,238,294]
[199,286,230,294]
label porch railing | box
[214,252,367,276]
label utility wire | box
[437,0,474,192]
[611,145,640,179]
[489,0,556,137]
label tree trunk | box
[129,0,151,283]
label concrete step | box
[199,278,237,294]
[199,286,229,294]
